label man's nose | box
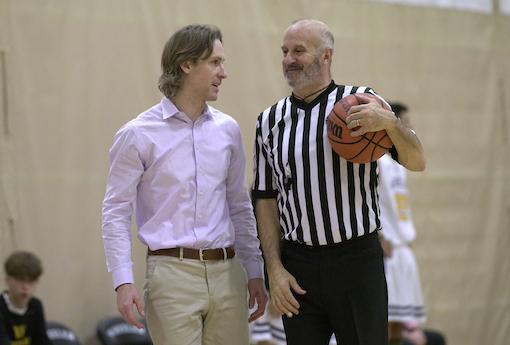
[283,53,296,66]
[219,64,227,79]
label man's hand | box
[248,278,268,323]
[346,94,397,136]
[268,265,306,317]
[379,234,393,258]
[116,283,146,329]
[346,93,426,171]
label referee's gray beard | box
[285,56,322,91]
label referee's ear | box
[322,47,333,66]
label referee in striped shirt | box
[252,19,426,345]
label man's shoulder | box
[258,96,291,119]
[207,105,239,127]
[132,102,163,124]
[338,84,378,96]
[27,297,44,312]
[116,103,163,134]
[208,104,231,118]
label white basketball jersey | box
[378,154,416,246]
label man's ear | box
[323,47,333,65]
[180,60,192,74]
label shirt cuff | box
[243,261,265,281]
[111,266,135,290]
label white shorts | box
[384,245,426,323]
[249,309,286,345]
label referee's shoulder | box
[258,96,289,120]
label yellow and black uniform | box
[0,291,52,345]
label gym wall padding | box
[1,1,509,344]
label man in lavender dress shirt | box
[102,24,267,345]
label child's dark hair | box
[4,251,43,281]
[389,102,408,119]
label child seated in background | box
[0,251,53,345]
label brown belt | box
[147,247,235,261]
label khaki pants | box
[143,254,249,345]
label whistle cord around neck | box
[293,84,329,102]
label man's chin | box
[207,93,219,102]
[285,76,299,88]
[286,78,306,90]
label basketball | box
[326,93,393,163]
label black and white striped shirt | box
[253,81,396,247]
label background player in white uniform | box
[378,103,444,345]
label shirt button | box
[199,191,203,196]
[198,214,202,219]
[196,145,200,149]
[199,168,202,173]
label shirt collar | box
[161,97,212,120]
[290,80,336,110]
[2,292,28,316]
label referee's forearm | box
[255,198,283,271]
[386,118,426,172]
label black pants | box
[282,232,388,345]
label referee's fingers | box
[273,292,299,316]
[278,286,301,315]
[290,280,307,296]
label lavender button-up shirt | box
[102,97,263,289]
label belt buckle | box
[199,248,205,262]
[222,247,227,261]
